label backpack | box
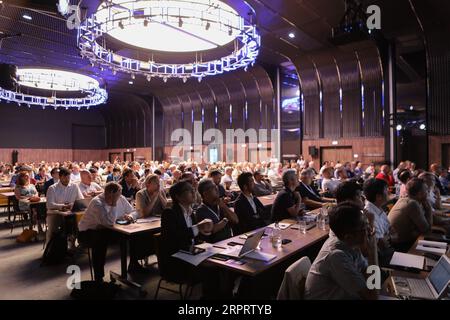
[42,228,67,265]
[70,281,120,300]
[16,228,37,243]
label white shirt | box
[364,200,390,240]
[220,174,233,185]
[78,194,138,231]
[180,204,199,238]
[46,181,84,211]
[78,181,103,196]
[70,172,81,183]
[321,178,341,194]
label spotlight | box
[228,26,233,36]
[198,76,202,83]
[409,105,414,111]
[112,69,117,75]
[288,32,295,39]
[143,19,148,27]
[128,80,133,85]
[178,17,183,28]
[396,124,402,131]
[118,21,124,29]
[182,77,187,83]
[22,14,32,20]
[131,73,135,79]
[163,77,168,83]
[420,124,426,130]
[205,21,210,30]
[146,75,152,82]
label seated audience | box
[119,168,139,200]
[78,170,103,198]
[160,181,214,281]
[398,169,412,197]
[46,167,84,245]
[430,163,446,195]
[135,174,167,218]
[14,172,43,234]
[296,169,331,210]
[234,172,267,234]
[388,178,433,251]
[252,170,273,196]
[304,202,378,300]
[196,179,238,243]
[70,164,81,183]
[78,182,139,281]
[209,170,228,199]
[106,167,121,183]
[363,178,394,266]
[335,180,364,208]
[321,167,341,196]
[220,167,234,190]
[43,167,59,195]
[375,165,394,190]
[271,170,304,221]
[181,172,202,207]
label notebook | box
[390,252,424,270]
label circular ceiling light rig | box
[0,68,108,109]
[77,0,260,81]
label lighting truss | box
[0,68,108,109]
[77,0,260,81]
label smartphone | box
[211,254,230,261]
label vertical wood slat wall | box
[156,66,275,147]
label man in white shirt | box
[220,167,234,189]
[78,182,140,281]
[78,170,103,198]
[46,167,84,245]
[321,167,341,196]
[363,178,394,266]
[70,164,81,183]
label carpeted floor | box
[0,209,201,300]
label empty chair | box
[277,256,311,300]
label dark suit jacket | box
[233,193,266,235]
[160,203,199,280]
[120,180,138,199]
[43,178,55,196]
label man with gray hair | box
[78,182,141,281]
[271,169,304,221]
[296,168,332,210]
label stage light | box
[205,21,211,30]
[128,80,133,84]
[396,125,402,131]
[118,21,124,29]
[420,124,426,130]
[178,17,183,28]
[22,14,32,20]
[332,141,338,145]
[288,32,295,39]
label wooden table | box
[204,218,329,277]
[108,217,162,297]
[257,194,277,207]
[1,191,16,220]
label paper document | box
[135,217,160,224]
[172,244,223,266]
[390,252,424,269]
[416,240,447,255]
[267,222,291,230]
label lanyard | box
[302,182,315,196]
[204,204,221,221]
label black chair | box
[10,197,28,234]
[153,233,196,300]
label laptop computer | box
[391,255,450,299]
[71,198,90,212]
[222,229,265,258]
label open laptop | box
[221,229,265,258]
[391,255,450,299]
[71,198,90,212]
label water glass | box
[298,218,307,234]
[317,215,326,231]
[270,227,282,249]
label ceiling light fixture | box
[22,14,32,20]
[288,32,295,39]
[0,68,107,109]
[78,0,260,81]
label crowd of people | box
[0,157,449,299]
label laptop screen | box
[428,256,450,295]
